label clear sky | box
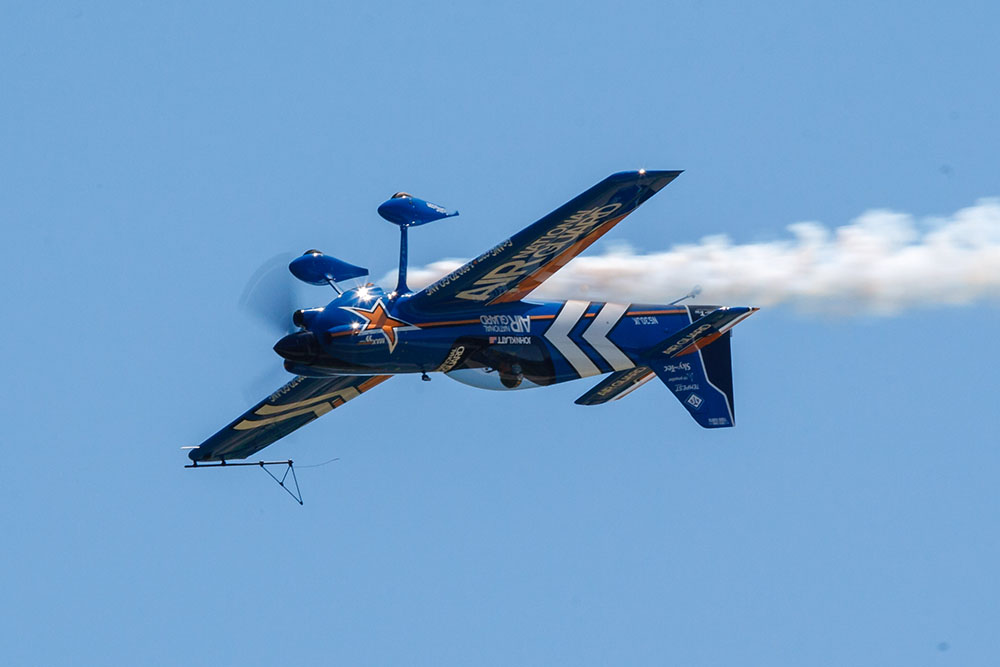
[2,2,999,665]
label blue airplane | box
[186,170,757,464]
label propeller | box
[236,249,362,401]
[237,252,304,401]
[238,252,301,336]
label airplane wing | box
[186,374,391,462]
[406,170,681,312]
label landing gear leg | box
[421,372,431,382]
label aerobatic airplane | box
[185,170,757,465]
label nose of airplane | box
[273,331,319,363]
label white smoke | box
[392,199,1000,315]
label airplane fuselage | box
[275,284,709,391]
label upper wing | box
[186,374,391,462]
[406,170,681,312]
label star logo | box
[340,299,416,353]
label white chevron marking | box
[582,302,634,371]
[544,300,600,378]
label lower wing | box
[186,374,391,462]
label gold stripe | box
[413,318,482,328]
[413,315,557,329]
[232,376,394,431]
[625,309,686,316]
[254,386,360,415]
[359,375,392,391]
[234,401,335,430]
[491,213,629,304]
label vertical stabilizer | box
[645,305,757,428]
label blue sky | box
[3,2,999,665]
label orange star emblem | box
[341,299,415,353]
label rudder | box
[651,332,735,428]
[647,305,755,429]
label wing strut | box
[185,459,303,505]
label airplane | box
[185,170,758,465]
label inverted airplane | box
[186,170,757,465]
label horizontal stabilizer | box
[575,366,655,406]
[648,306,757,358]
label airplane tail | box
[650,328,736,428]
[646,306,756,428]
[574,305,757,427]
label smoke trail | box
[394,199,1000,314]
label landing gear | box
[421,372,431,382]
[499,363,523,389]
